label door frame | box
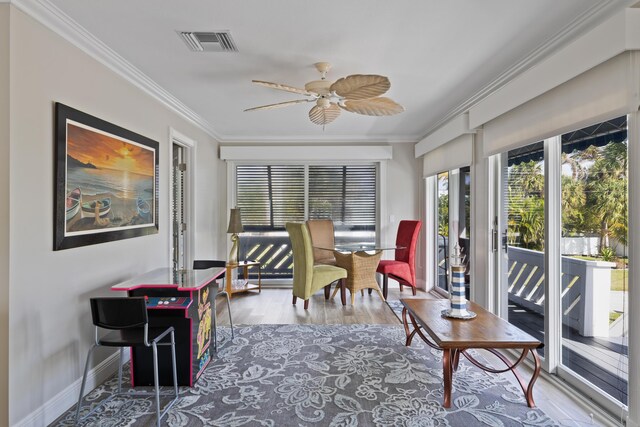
[168,128,196,269]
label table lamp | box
[227,208,244,264]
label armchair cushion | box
[377,260,412,285]
[312,264,348,291]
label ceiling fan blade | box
[309,104,341,125]
[341,97,405,116]
[330,74,390,100]
[244,99,311,112]
[252,80,312,96]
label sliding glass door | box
[559,117,629,405]
[432,168,472,296]
[503,142,546,355]
[496,116,629,408]
[437,172,449,292]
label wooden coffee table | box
[401,299,543,408]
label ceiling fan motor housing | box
[305,79,332,96]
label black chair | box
[75,297,178,426]
[193,260,234,350]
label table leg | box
[340,279,346,306]
[526,349,542,408]
[402,307,416,346]
[461,347,540,408]
[452,349,460,371]
[442,349,453,408]
[382,274,388,300]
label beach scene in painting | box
[65,121,155,235]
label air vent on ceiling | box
[178,31,238,52]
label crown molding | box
[9,0,222,141]
[218,134,418,144]
[6,0,418,145]
[417,0,633,141]
[220,145,393,161]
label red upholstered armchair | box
[376,220,422,299]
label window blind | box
[236,164,377,231]
[309,165,376,229]
[236,165,304,230]
[422,134,473,178]
[482,52,638,158]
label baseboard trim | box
[14,352,123,427]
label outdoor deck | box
[508,302,628,405]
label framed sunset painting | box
[54,103,159,250]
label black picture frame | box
[54,103,159,250]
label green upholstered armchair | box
[286,222,347,309]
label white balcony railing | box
[507,246,616,337]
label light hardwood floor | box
[215,286,620,427]
[218,285,428,324]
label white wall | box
[383,143,422,286]
[6,6,224,424]
[0,5,10,427]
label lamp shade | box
[227,208,244,234]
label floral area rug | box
[54,324,557,426]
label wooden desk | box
[401,299,543,408]
[111,267,224,387]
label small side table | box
[225,260,262,297]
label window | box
[235,164,377,279]
[236,165,305,230]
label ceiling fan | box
[244,62,404,126]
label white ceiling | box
[46,0,625,143]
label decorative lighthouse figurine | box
[443,241,476,319]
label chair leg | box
[117,347,124,393]
[368,288,372,295]
[360,289,364,296]
[383,274,389,300]
[304,299,309,310]
[153,342,161,427]
[330,285,340,300]
[411,285,417,296]
[350,292,355,306]
[324,284,331,300]
[375,287,386,302]
[340,279,347,306]
[292,295,297,305]
[399,283,404,292]
[170,331,179,398]
[75,345,96,423]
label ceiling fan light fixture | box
[317,98,331,109]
